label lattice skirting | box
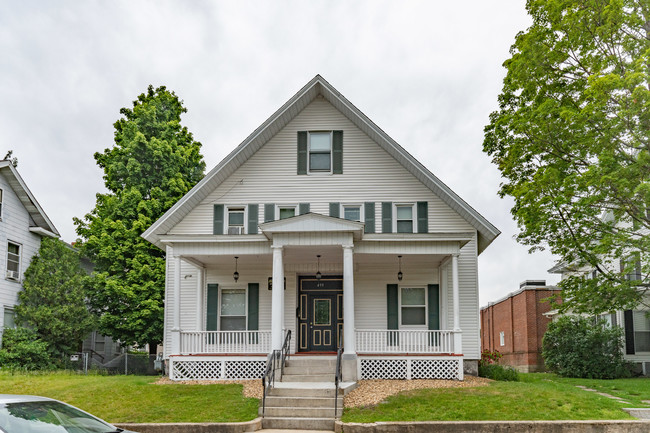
[360,357,463,380]
[170,358,266,380]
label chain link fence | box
[70,352,163,375]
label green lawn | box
[0,371,259,423]
[342,373,650,422]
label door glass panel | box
[402,287,425,305]
[314,299,330,325]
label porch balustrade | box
[355,329,460,354]
[179,331,272,354]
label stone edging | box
[335,420,650,433]
[115,417,261,433]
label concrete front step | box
[261,406,342,418]
[261,416,335,430]
[285,357,336,368]
[268,387,338,398]
[264,396,339,407]
[283,365,334,375]
[280,374,336,382]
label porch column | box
[342,245,355,354]
[196,267,204,330]
[452,252,462,355]
[171,255,181,355]
[271,246,284,351]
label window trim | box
[219,286,248,331]
[398,285,428,329]
[276,204,298,220]
[225,205,247,235]
[6,241,21,281]
[308,131,333,174]
[393,203,417,233]
[0,188,3,220]
[341,203,364,223]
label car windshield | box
[0,401,117,433]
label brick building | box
[480,280,560,372]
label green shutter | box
[364,202,375,233]
[299,203,310,215]
[248,204,259,234]
[213,205,224,235]
[428,284,440,330]
[264,203,275,223]
[387,284,399,346]
[332,130,343,174]
[248,283,259,331]
[297,131,308,175]
[417,201,428,233]
[329,202,340,218]
[382,202,392,233]
[206,284,219,331]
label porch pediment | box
[259,212,364,240]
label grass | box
[342,373,650,423]
[0,371,259,423]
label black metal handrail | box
[280,329,291,379]
[261,349,279,416]
[334,335,343,419]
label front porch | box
[164,213,472,381]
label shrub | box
[0,327,55,371]
[478,363,520,381]
[479,349,502,366]
[542,315,631,379]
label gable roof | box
[260,213,365,241]
[0,160,59,237]
[142,75,500,253]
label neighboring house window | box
[594,313,616,328]
[277,205,297,220]
[633,310,650,352]
[342,204,362,222]
[220,288,247,331]
[3,308,15,329]
[499,331,505,346]
[6,242,20,280]
[227,206,245,235]
[622,255,642,281]
[400,286,426,326]
[309,131,332,173]
[394,204,415,233]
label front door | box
[298,276,343,352]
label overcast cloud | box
[0,0,559,305]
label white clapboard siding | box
[0,172,44,335]
[169,98,472,235]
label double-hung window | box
[220,288,247,331]
[278,205,297,220]
[3,308,15,330]
[6,242,20,280]
[395,204,415,233]
[227,207,245,235]
[400,286,426,326]
[343,204,362,222]
[309,132,332,172]
[633,310,650,352]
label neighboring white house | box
[0,159,59,344]
[142,75,500,382]
[548,261,650,375]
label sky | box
[0,0,560,306]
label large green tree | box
[484,0,650,313]
[16,237,94,357]
[75,85,205,351]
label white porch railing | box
[179,331,272,354]
[355,329,459,354]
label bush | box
[542,315,631,379]
[478,363,520,381]
[479,349,503,366]
[0,327,55,371]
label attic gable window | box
[297,131,343,175]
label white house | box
[548,261,650,375]
[143,75,500,382]
[0,159,59,344]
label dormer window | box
[309,132,332,172]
